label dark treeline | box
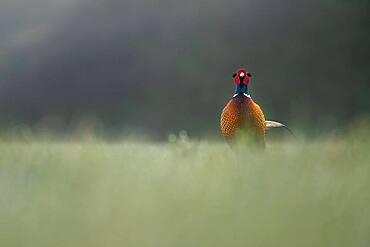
[0,0,369,138]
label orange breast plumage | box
[220,94,266,144]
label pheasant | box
[220,68,288,146]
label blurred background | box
[0,0,369,139]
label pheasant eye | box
[246,72,251,77]
[232,72,237,78]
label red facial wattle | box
[233,68,250,85]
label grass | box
[0,128,369,247]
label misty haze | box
[0,0,368,138]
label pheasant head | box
[232,68,252,97]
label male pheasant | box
[220,68,287,146]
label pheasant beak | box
[239,72,245,84]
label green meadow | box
[0,127,369,247]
